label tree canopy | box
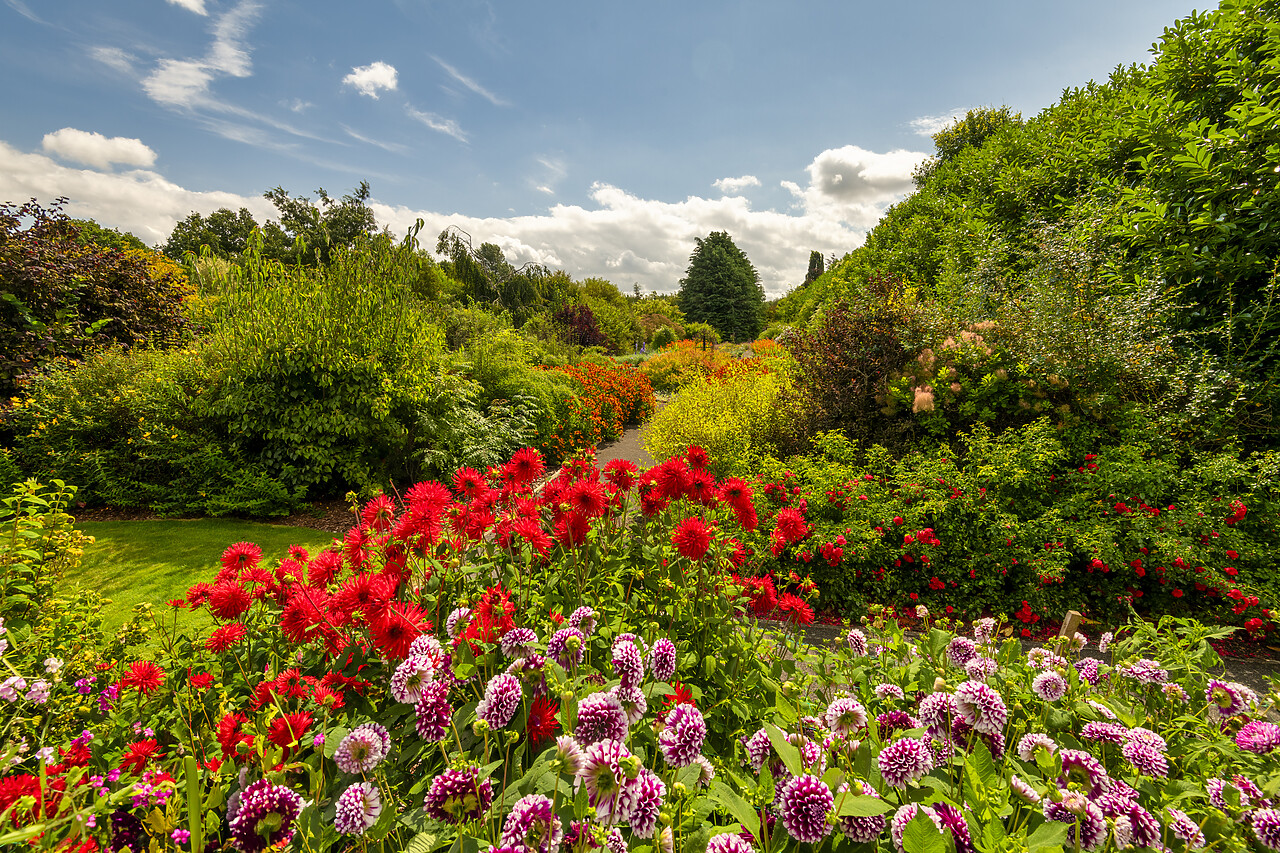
[677,231,763,343]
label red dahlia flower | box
[671,517,712,561]
[208,583,252,621]
[507,447,547,484]
[370,601,431,660]
[361,494,397,532]
[220,541,262,574]
[602,459,639,491]
[119,660,166,696]
[267,711,313,754]
[525,696,560,746]
[119,739,164,774]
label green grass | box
[67,519,336,633]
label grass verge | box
[67,519,335,633]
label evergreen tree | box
[804,250,825,285]
[676,231,763,343]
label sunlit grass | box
[68,519,335,632]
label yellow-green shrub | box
[642,371,784,473]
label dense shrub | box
[735,421,1279,632]
[644,370,785,475]
[639,340,736,392]
[0,199,191,399]
[538,362,654,459]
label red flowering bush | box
[537,361,654,460]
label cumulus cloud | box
[343,61,399,99]
[909,110,966,137]
[432,56,508,106]
[42,128,157,170]
[0,139,275,245]
[141,0,260,107]
[406,106,467,142]
[0,135,924,296]
[166,0,208,14]
[713,175,761,195]
[780,144,927,230]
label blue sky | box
[1,0,1201,295]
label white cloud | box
[90,46,136,75]
[282,98,312,113]
[42,128,157,170]
[5,0,43,23]
[0,139,275,245]
[406,106,467,142]
[343,61,399,99]
[713,175,761,195]
[0,135,925,296]
[780,145,927,230]
[432,56,508,106]
[342,125,407,154]
[909,110,967,137]
[166,0,208,15]
[141,0,261,108]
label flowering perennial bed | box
[1,447,1278,851]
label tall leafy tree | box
[677,231,763,342]
[163,207,260,260]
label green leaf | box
[903,810,948,853]
[1027,820,1069,852]
[835,795,893,817]
[763,723,803,777]
[710,780,759,837]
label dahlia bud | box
[671,782,687,798]
[620,754,642,779]
[473,719,491,737]
[933,677,947,692]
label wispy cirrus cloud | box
[406,106,467,143]
[343,61,399,99]
[5,0,44,24]
[908,109,968,137]
[432,55,508,106]
[140,0,261,107]
[165,0,209,15]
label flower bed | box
[537,363,655,461]
[1,448,1278,851]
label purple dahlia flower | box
[778,774,833,844]
[649,637,676,681]
[228,779,303,852]
[423,766,492,824]
[576,691,629,745]
[334,782,382,836]
[659,703,707,768]
[500,794,563,853]
[877,737,934,787]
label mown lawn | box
[67,519,335,632]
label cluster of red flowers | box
[727,573,815,625]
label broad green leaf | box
[763,723,803,777]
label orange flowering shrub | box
[536,362,654,461]
[639,340,734,392]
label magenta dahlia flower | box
[1031,671,1067,702]
[825,696,867,735]
[547,627,585,667]
[577,739,634,823]
[576,691,629,745]
[954,680,1007,735]
[1239,720,1280,754]
[500,794,563,853]
[837,779,885,843]
[500,628,539,659]
[649,637,677,681]
[778,774,833,844]
[334,782,382,836]
[1016,732,1056,762]
[423,766,492,824]
[415,679,453,741]
[478,673,522,729]
[334,723,390,774]
[624,769,666,838]
[877,737,934,787]
[659,703,707,767]
[612,639,645,688]
[706,833,755,853]
[228,779,303,852]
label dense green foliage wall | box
[779,0,1280,444]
